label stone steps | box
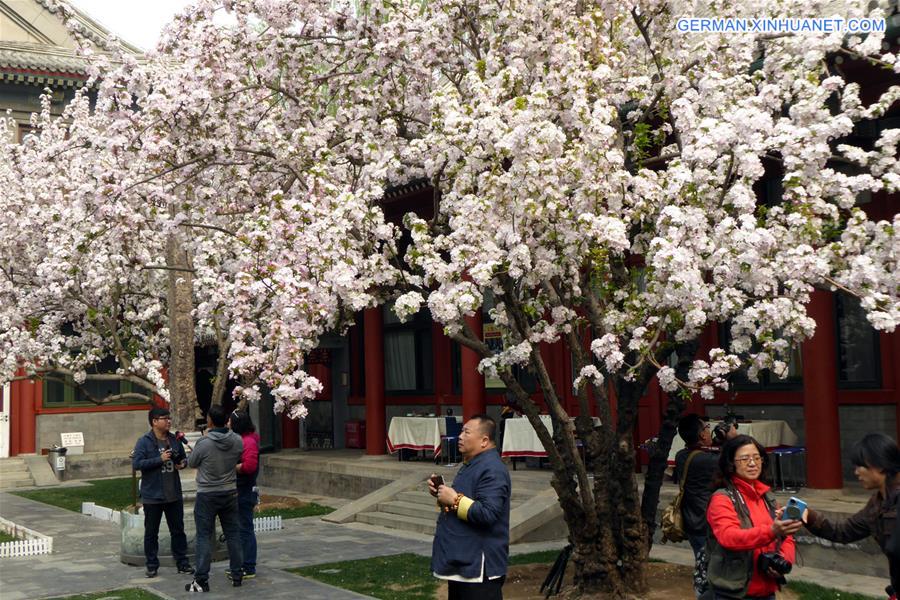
[393,486,537,509]
[0,458,34,489]
[376,499,440,520]
[0,458,27,473]
[354,477,543,538]
[356,510,437,535]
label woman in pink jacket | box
[229,410,260,579]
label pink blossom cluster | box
[0,0,897,412]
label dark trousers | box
[194,491,242,583]
[237,486,258,573]
[143,500,188,570]
[448,576,505,600]
[687,533,708,598]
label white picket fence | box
[0,537,53,558]
[253,515,282,532]
[0,517,53,558]
[83,503,282,533]
[81,502,123,524]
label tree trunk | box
[209,335,231,407]
[166,228,199,432]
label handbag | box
[661,450,700,543]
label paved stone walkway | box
[0,491,431,599]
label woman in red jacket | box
[229,410,260,580]
[705,434,803,599]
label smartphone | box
[430,475,445,488]
[784,496,807,521]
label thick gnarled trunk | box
[448,295,697,598]
[166,229,199,432]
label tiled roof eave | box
[1,70,88,88]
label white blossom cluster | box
[0,0,897,412]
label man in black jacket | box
[132,407,193,578]
[673,414,718,598]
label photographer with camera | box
[712,415,739,447]
[705,434,801,600]
[131,407,194,578]
[801,434,899,600]
[672,415,719,597]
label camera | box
[712,414,739,445]
[757,551,792,584]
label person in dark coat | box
[185,404,244,593]
[674,414,719,597]
[803,434,900,599]
[429,414,511,600]
[132,407,193,578]
[229,410,260,579]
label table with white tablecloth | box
[387,416,461,457]
[500,415,600,458]
[667,420,800,465]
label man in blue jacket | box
[132,407,193,578]
[429,414,511,600]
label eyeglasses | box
[154,416,172,421]
[734,454,763,465]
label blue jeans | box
[237,486,257,574]
[143,500,189,570]
[193,491,242,584]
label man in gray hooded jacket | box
[185,404,244,592]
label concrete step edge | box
[0,465,29,473]
[0,473,34,481]
[357,511,436,528]
[0,480,35,489]
[376,501,442,519]
[356,512,436,535]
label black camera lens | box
[757,551,791,584]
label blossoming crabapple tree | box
[3,0,899,595]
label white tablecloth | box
[667,420,799,465]
[500,415,600,458]
[387,416,461,456]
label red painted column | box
[461,312,486,420]
[892,331,900,443]
[10,375,21,456]
[802,290,843,489]
[20,376,36,453]
[364,307,386,455]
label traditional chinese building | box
[0,0,145,459]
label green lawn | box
[291,549,565,600]
[257,502,334,520]
[292,553,437,600]
[44,589,164,600]
[293,551,882,600]
[0,530,19,543]
[12,478,333,519]
[787,581,880,600]
[11,477,136,512]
